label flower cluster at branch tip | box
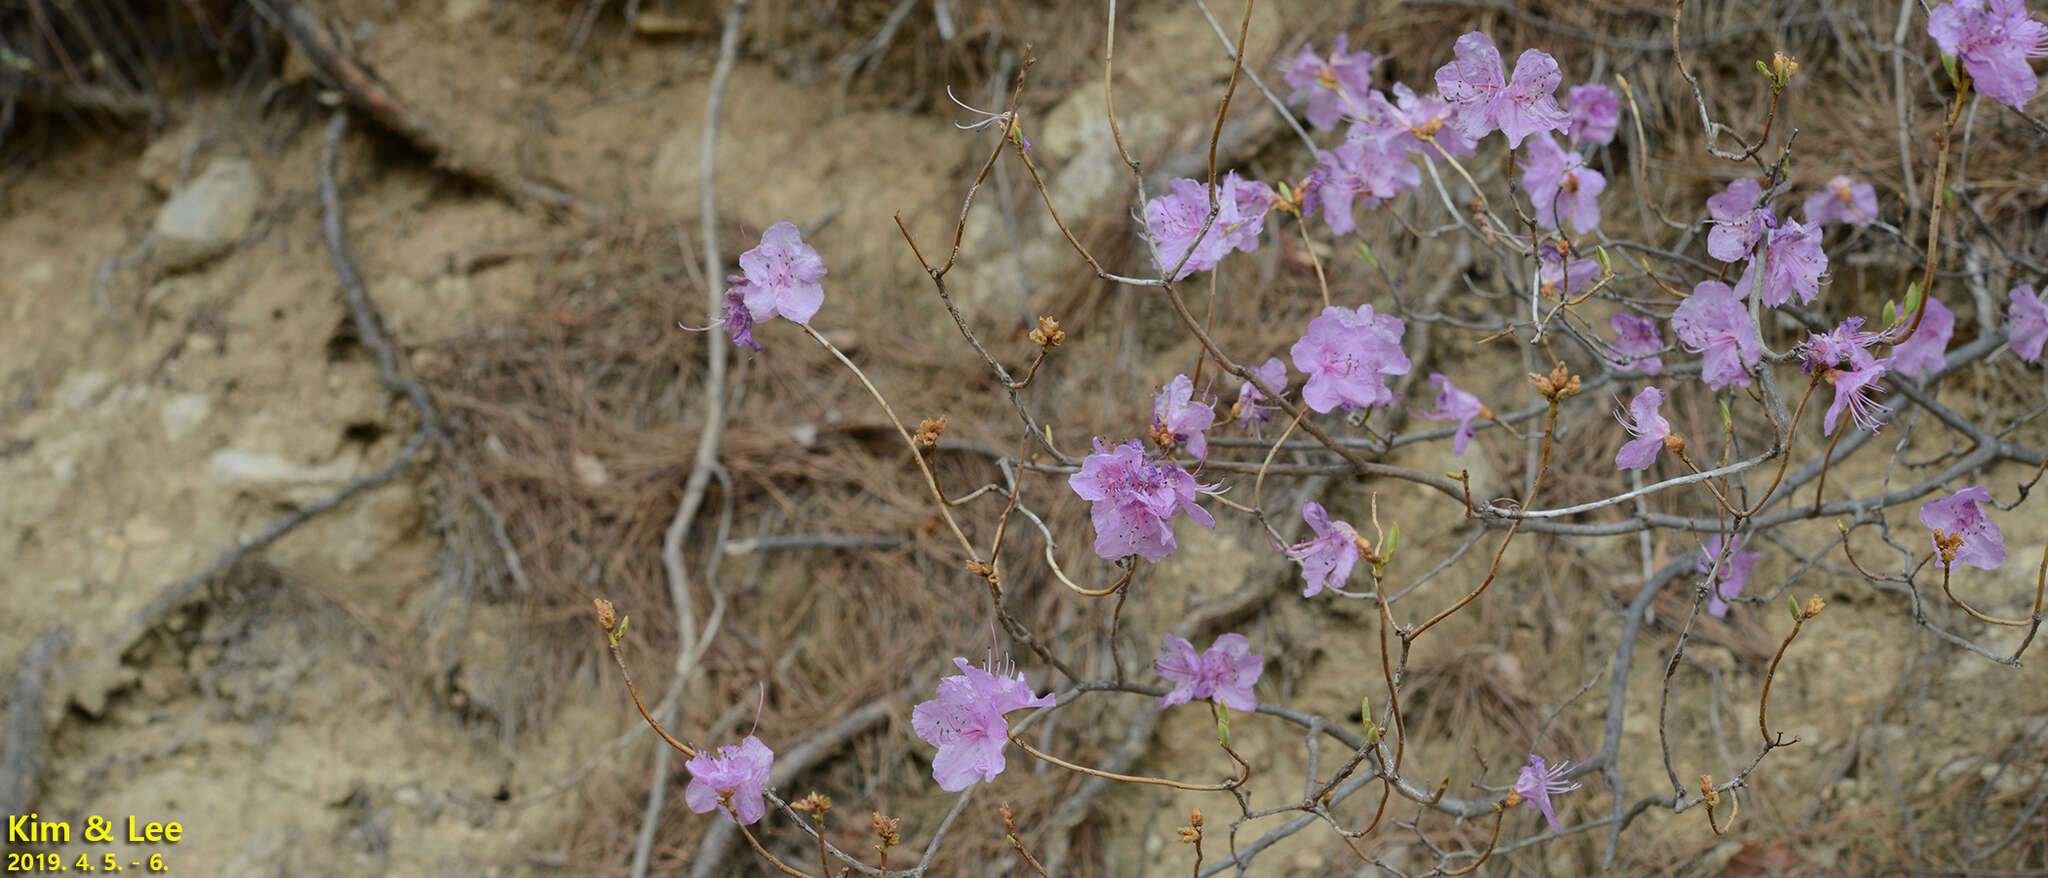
[1800,318,1892,435]
[683,735,775,825]
[1513,754,1581,833]
[1290,305,1411,413]
[1068,439,1218,562]
[1804,175,1879,227]
[1606,314,1665,375]
[1697,534,1764,617]
[1927,0,2048,108]
[1920,486,2006,570]
[1521,133,1606,232]
[1420,374,1488,456]
[1566,83,1619,145]
[1145,173,1274,280]
[1151,374,1217,459]
[1433,31,1570,147]
[1671,281,1763,390]
[911,655,1056,791]
[1890,296,1955,377]
[1154,633,1265,712]
[1305,135,1423,236]
[1734,217,1828,307]
[2009,284,2048,363]
[1284,35,1381,131]
[1285,500,1367,597]
[1232,357,1290,433]
[1614,386,1677,471]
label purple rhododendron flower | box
[1928,0,2048,109]
[1434,31,1571,147]
[1290,305,1411,413]
[1920,486,2006,570]
[1284,34,1381,130]
[721,277,761,351]
[1803,175,1879,227]
[1607,314,1665,376]
[1521,133,1605,232]
[1566,83,1619,145]
[1145,174,1272,280]
[1304,137,1420,235]
[1733,218,1827,307]
[1891,296,1956,377]
[1696,534,1763,617]
[912,656,1057,792]
[1153,633,1265,712]
[684,735,775,825]
[1800,317,1892,435]
[1706,178,1773,262]
[1285,500,1363,597]
[2009,284,2048,362]
[1421,373,1487,456]
[1068,439,1217,562]
[1152,373,1217,460]
[1671,281,1763,389]
[738,221,827,324]
[1539,240,1601,297]
[1614,386,1672,471]
[1233,357,1289,432]
[1360,83,1482,157]
[1513,754,1581,833]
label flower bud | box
[1803,595,1827,619]
[915,416,947,448]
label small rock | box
[55,370,113,410]
[152,156,264,271]
[161,393,212,440]
[211,448,359,505]
[572,453,609,487]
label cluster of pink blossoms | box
[1928,0,2047,108]
[1144,173,1274,280]
[1068,438,1218,563]
[911,656,1057,791]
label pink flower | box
[1152,374,1217,459]
[1734,218,1827,307]
[912,656,1057,791]
[2008,284,2048,362]
[1145,174,1272,280]
[1803,175,1879,227]
[1285,500,1363,597]
[1068,439,1218,562]
[1613,386,1672,471]
[1513,754,1581,833]
[1566,83,1619,145]
[1433,31,1570,147]
[1921,486,2006,570]
[1696,534,1763,617]
[1928,0,2048,109]
[1153,633,1265,712]
[1706,178,1773,262]
[1304,137,1420,235]
[1420,373,1486,456]
[738,222,827,324]
[1891,296,1955,377]
[1284,34,1381,131]
[1799,318,1892,435]
[1233,357,1290,432]
[1606,314,1665,376]
[1353,84,1480,157]
[1521,133,1605,232]
[684,735,775,825]
[1671,281,1763,389]
[1289,305,1411,413]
